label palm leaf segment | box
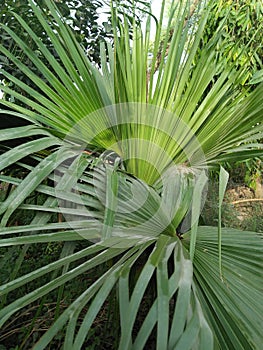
[0,0,263,349]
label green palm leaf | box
[0,0,263,348]
[184,227,263,350]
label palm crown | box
[0,0,262,349]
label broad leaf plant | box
[0,0,262,349]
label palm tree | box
[0,0,262,349]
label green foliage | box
[0,0,108,89]
[199,0,263,89]
[243,157,263,191]
[0,0,263,348]
[0,0,151,101]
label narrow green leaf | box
[0,246,126,328]
[189,170,208,260]
[218,166,229,277]
[102,164,119,240]
[0,148,77,225]
[0,125,45,141]
[0,137,61,171]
